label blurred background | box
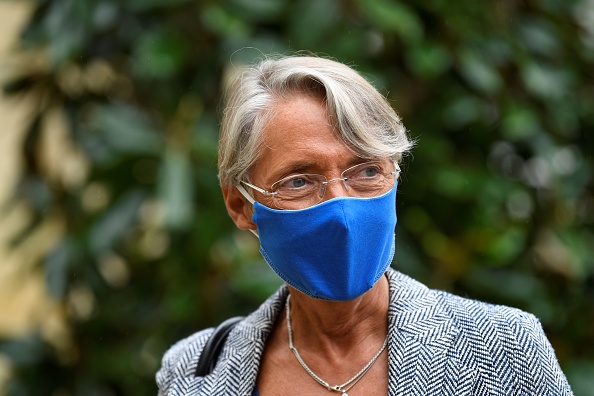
[0,0,593,394]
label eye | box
[353,164,382,179]
[276,175,315,191]
[362,166,378,177]
[289,177,307,188]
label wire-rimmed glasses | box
[241,161,400,210]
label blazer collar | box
[385,269,470,393]
[176,269,463,395]
[197,287,290,395]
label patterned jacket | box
[156,268,573,395]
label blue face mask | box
[242,182,398,301]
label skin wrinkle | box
[219,57,412,188]
[289,275,389,353]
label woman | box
[157,55,573,395]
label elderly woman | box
[156,56,572,395]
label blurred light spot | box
[92,1,118,30]
[489,141,514,161]
[98,252,130,288]
[67,284,95,320]
[459,51,502,93]
[524,157,551,188]
[573,0,594,51]
[488,141,527,180]
[40,107,89,190]
[443,97,483,128]
[366,31,385,55]
[486,227,526,263]
[138,229,170,260]
[407,42,451,79]
[39,302,74,364]
[501,105,540,140]
[84,59,116,94]
[506,190,533,220]
[137,336,160,375]
[0,353,12,392]
[518,17,560,57]
[138,200,165,227]
[532,230,580,278]
[81,182,110,213]
[61,148,89,190]
[551,146,577,175]
[57,63,84,97]
[521,63,571,100]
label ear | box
[222,185,257,231]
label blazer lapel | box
[386,269,475,395]
[168,287,289,396]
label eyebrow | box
[272,160,319,181]
[270,157,368,182]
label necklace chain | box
[285,294,388,395]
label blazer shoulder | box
[433,290,573,394]
[156,328,214,394]
[434,289,534,325]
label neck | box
[286,275,389,355]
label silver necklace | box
[285,294,388,396]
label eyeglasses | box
[240,161,400,210]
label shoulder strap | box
[194,316,245,377]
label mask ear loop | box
[235,184,259,238]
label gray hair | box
[218,55,413,186]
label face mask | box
[238,183,398,301]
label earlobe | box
[222,185,257,231]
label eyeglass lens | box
[270,162,397,209]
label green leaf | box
[355,0,423,44]
[442,96,484,128]
[45,238,77,298]
[501,102,541,141]
[406,43,451,79]
[89,190,146,255]
[157,148,194,230]
[127,0,192,11]
[289,0,341,46]
[517,17,561,57]
[93,103,163,155]
[200,4,251,37]
[43,0,90,65]
[458,50,502,94]
[226,0,287,22]
[132,30,189,79]
[520,62,573,100]
[485,227,527,263]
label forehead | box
[252,94,358,183]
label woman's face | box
[222,92,369,232]
[249,93,363,207]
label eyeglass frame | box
[237,160,401,207]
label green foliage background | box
[2,0,593,394]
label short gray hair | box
[218,55,413,186]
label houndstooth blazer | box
[156,268,573,395]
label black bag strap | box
[194,316,244,377]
